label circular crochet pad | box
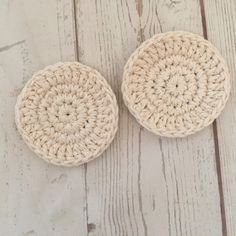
[15,62,118,166]
[122,31,230,137]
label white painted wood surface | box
[75,0,222,235]
[203,0,236,235]
[0,1,87,235]
[0,0,234,235]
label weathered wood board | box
[204,0,236,235]
[0,0,87,235]
[74,0,222,235]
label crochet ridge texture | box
[15,62,118,166]
[122,31,230,137]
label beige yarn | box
[15,62,118,166]
[122,31,230,137]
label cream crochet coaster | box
[122,31,230,137]
[15,62,118,166]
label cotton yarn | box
[15,62,118,166]
[122,31,230,137]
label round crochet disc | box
[15,62,118,166]
[122,31,230,137]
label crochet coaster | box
[15,62,118,166]
[122,31,230,137]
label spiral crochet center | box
[122,31,230,137]
[15,62,118,166]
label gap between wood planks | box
[72,0,90,235]
[199,0,227,235]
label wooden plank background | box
[0,0,235,235]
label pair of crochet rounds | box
[15,31,230,166]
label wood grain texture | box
[203,0,236,235]
[74,0,222,235]
[0,0,87,235]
